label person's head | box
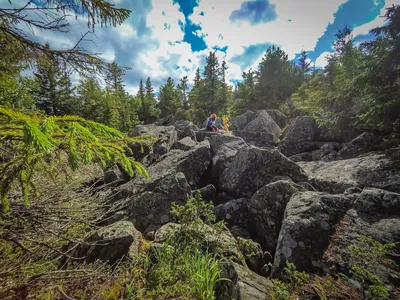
[210,113,217,120]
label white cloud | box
[189,0,348,82]
[315,51,331,68]
[353,0,396,37]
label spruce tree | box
[77,76,105,123]
[203,52,220,114]
[158,77,181,117]
[298,50,312,83]
[256,46,300,109]
[177,76,189,109]
[139,77,159,123]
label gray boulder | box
[272,192,352,276]
[154,222,240,259]
[248,180,307,254]
[298,148,400,194]
[116,140,212,198]
[174,120,199,140]
[195,130,221,142]
[230,110,256,131]
[127,173,191,233]
[326,189,400,286]
[266,109,288,128]
[311,142,341,161]
[339,132,383,159]
[132,124,177,159]
[289,152,313,162]
[74,221,142,265]
[244,110,282,140]
[220,146,308,198]
[214,198,250,229]
[278,116,320,156]
[193,184,217,202]
[216,262,273,300]
[209,134,247,180]
[232,130,277,147]
[173,136,196,151]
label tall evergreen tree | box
[138,77,159,123]
[256,46,300,109]
[158,77,181,117]
[203,51,220,114]
[32,44,74,115]
[77,76,105,123]
[105,61,127,93]
[298,50,312,83]
[177,76,189,109]
[233,69,258,114]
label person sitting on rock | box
[206,113,219,132]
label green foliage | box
[292,6,400,136]
[158,77,182,118]
[0,107,153,211]
[126,192,227,300]
[272,261,310,300]
[138,77,160,123]
[170,191,226,250]
[347,236,397,299]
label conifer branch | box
[0,107,154,211]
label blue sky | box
[1,0,396,94]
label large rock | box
[116,140,212,197]
[194,184,217,202]
[209,134,247,156]
[266,109,288,128]
[243,110,282,140]
[339,132,383,159]
[195,130,221,142]
[272,192,352,277]
[173,136,196,151]
[220,146,308,198]
[154,222,240,259]
[73,221,142,265]
[209,134,247,180]
[216,262,272,300]
[298,148,400,194]
[248,180,307,254]
[278,116,320,156]
[232,130,277,147]
[325,188,400,286]
[132,124,177,159]
[126,173,191,233]
[230,110,256,131]
[174,120,199,140]
[214,198,250,230]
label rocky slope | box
[85,110,400,299]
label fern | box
[0,107,155,211]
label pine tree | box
[298,50,312,83]
[104,61,128,93]
[256,46,300,109]
[139,77,159,123]
[77,76,106,123]
[233,69,258,114]
[138,79,145,107]
[158,77,181,117]
[216,59,231,115]
[203,52,220,114]
[189,68,207,123]
[58,71,79,115]
[32,44,66,115]
[177,76,189,109]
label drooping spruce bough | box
[0,107,154,211]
